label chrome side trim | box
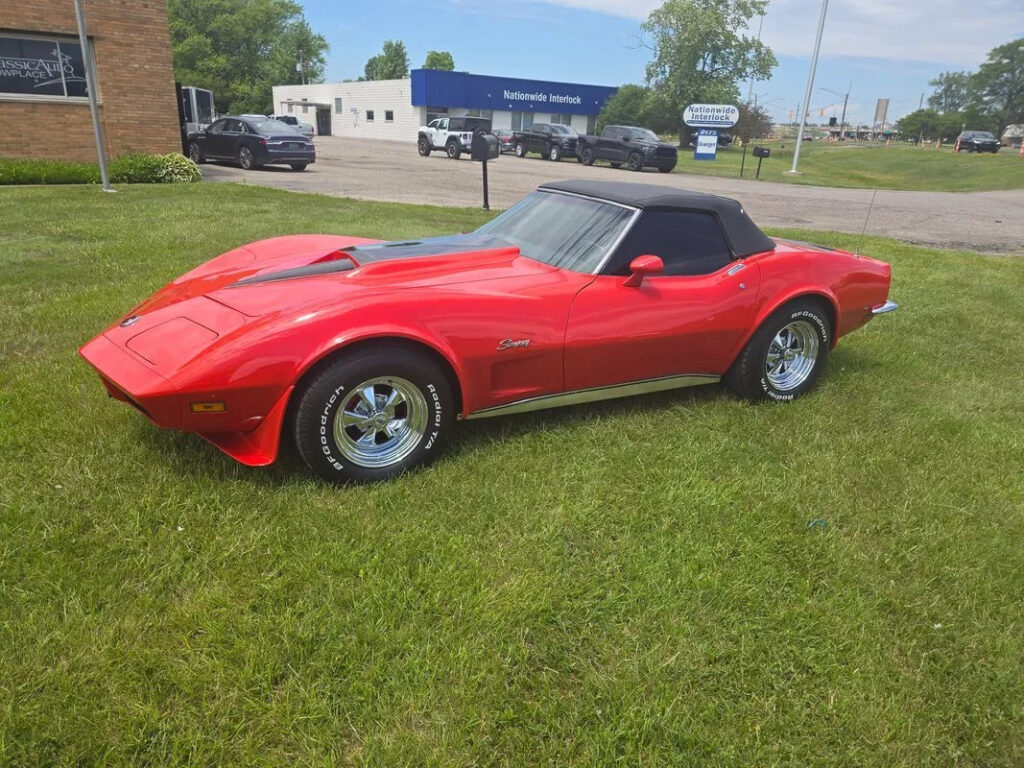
[871,300,898,315]
[727,262,746,275]
[464,373,720,420]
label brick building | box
[0,0,180,161]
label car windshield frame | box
[628,127,660,141]
[550,124,573,135]
[473,190,639,275]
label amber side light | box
[190,401,227,413]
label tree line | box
[896,38,1024,142]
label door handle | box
[727,263,746,276]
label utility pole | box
[746,13,765,103]
[73,0,112,191]
[789,0,829,174]
[297,50,306,85]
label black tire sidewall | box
[418,137,431,155]
[446,141,460,159]
[293,350,454,483]
[290,163,307,171]
[188,143,204,163]
[628,152,642,171]
[727,301,831,402]
[581,148,595,165]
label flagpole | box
[789,0,829,174]
[73,0,113,191]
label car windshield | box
[250,119,298,134]
[969,131,996,139]
[474,191,635,273]
[550,125,573,135]
[628,128,659,141]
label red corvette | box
[80,180,897,483]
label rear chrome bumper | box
[871,300,899,315]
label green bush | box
[0,153,201,185]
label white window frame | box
[334,97,343,113]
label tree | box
[168,0,328,115]
[362,40,410,80]
[733,101,772,140]
[927,71,971,113]
[895,109,943,140]
[971,38,1024,133]
[423,50,455,70]
[641,0,776,143]
[596,84,653,132]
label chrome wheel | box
[333,377,428,468]
[239,146,253,169]
[765,320,819,391]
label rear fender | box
[740,288,840,355]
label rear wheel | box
[446,140,461,159]
[187,142,205,164]
[238,145,256,170]
[725,299,831,402]
[418,136,431,156]
[658,163,676,173]
[580,148,595,166]
[626,152,643,171]
[292,347,454,484]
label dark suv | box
[188,116,315,170]
[957,130,1000,153]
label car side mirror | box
[623,255,663,287]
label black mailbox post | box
[471,132,499,210]
[752,145,770,179]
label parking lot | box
[200,135,1024,254]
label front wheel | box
[446,141,461,160]
[290,163,308,171]
[187,142,205,164]
[515,142,526,158]
[725,300,831,402]
[658,163,676,173]
[626,152,643,171]
[418,136,431,156]
[238,145,256,170]
[549,144,562,161]
[292,347,454,484]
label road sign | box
[683,104,739,128]
[694,129,719,160]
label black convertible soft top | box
[539,179,776,258]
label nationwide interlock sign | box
[683,104,740,129]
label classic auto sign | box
[683,104,739,128]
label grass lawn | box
[1,184,1022,766]
[671,140,1024,192]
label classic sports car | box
[80,180,897,483]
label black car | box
[957,130,1000,153]
[512,123,578,161]
[576,125,678,172]
[187,116,316,171]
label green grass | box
[671,140,1024,191]
[1,184,1022,766]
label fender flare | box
[417,131,432,148]
[746,288,841,352]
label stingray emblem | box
[497,338,530,350]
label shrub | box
[0,153,201,185]
[110,153,202,184]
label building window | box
[0,33,92,100]
[426,106,449,123]
[510,111,534,131]
[465,108,493,120]
[385,110,394,122]
[366,110,375,121]
[550,113,572,125]
[334,98,343,113]
[287,102,294,113]
[301,97,308,114]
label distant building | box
[0,0,181,161]
[272,69,618,140]
[1001,124,1024,147]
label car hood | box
[124,233,552,320]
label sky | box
[298,0,1024,126]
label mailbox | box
[471,132,499,161]
[753,146,771,158]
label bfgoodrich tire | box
[292,347,454,484]
[725,299,831,402]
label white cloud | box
[536,0,1023,66]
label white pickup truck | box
[417,116,491,159]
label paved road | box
[201,136,1023,254]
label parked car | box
[957,130,1000,153]
[512,123,578,161]
[493,128,516,153]
[577,125,678,172]
[79,179,896,484]
[187,116,315,171]
[269,114,315,139]
[417,116,492,159]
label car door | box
[531,124,549,154]
[432,117,448,147]
[564,209,762,390]
[599,127,623,162]
[203,119,229,158]
[221,119,245,159]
